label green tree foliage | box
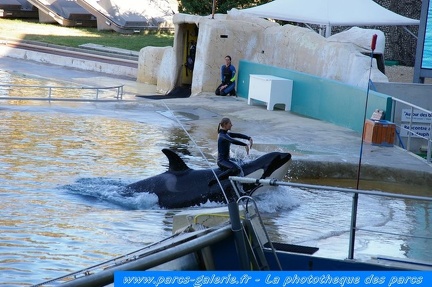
[179,0,272,16]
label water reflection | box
[1,110,168,183]
[402,200,432,259]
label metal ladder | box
[228,175,283,271]
[242,216,270,270]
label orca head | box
[242,152,292,180]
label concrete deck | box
[0,55,431,191]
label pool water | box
[1,69,431,286]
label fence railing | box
[231,177,432,262]
[390,97,432,163]
[0,83,124,102]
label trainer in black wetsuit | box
[215,55,236,96]
[209,118,253,186]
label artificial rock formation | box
[137,10,388,95]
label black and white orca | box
[124,149,292,208]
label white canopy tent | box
[240,0,419,37]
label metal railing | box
[390,97,432,163]
[0,83,124,102]
[230,177,432,262]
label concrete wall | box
[238,60,392,133]
[0,45,137,78]
[373,82,432,108]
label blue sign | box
[115,271,431,287]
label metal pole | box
[211,0,216,19]
[228,201,250,270]
[352,34,377,260]
[348,193,359,259]
[407,106,414,151]
[427,122,431,162]
[357,34,377,190]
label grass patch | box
[23,32,174,51]
[0,18,174,51]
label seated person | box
[215,55,236,96]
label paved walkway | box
[1,57,431,190]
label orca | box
[124,149,292,209]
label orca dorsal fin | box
[162,149,191,172]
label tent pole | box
[325,24,332,37]
[403,26,417,39]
